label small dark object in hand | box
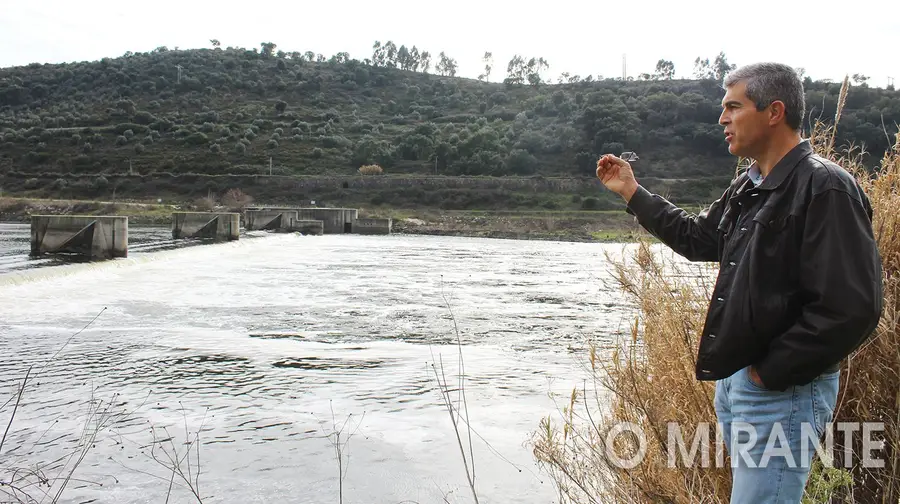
[620,151,639,162]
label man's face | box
[718,80,771,158]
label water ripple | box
[0,229,660,503]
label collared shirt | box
[747,163,764,186]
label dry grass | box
[358,164,384,175]
[532,77,900,503]
[532,242,727,503]
[221,188,253,211]
[194,196,217,212]
[813,83,900,504]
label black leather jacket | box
[625,140,883,391]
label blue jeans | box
[714,366,840,503]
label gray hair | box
[723,63,805,131]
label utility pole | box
[269,156,273,175]
[622,54,626,80]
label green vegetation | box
[1,42,897,211]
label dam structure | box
[248,207,389,235]
[30,215,128,260]
[172,212,240,241]
[244,209,300,231]
[355,218,392,235]
[295,208,358,234]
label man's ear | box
[768,100,787,126]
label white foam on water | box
[0,232,650,504]
[0,232,306,288]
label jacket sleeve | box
[625,185,729,262]
[755,188,883,391]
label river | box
[0,223,644,504]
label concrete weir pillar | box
[172,212,240,241]
[296,208,358,234]
[355,218,392,235]
[31,215,128,259]
[290,220,324,235]
[244,209,300,231]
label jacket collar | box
[751,140,814,191]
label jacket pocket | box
[752,205,790,233]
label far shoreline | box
[0,196,647,244]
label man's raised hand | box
[595,154,639,202]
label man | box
[595,63,883,502]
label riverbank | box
[0,196,175,225]
[384,209,645,242]
[0,196,647,242]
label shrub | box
[358,164,383,175]
[134,110,157,124]
[579,197,601,210]
[221,188,253,211]
[320,135,351,149]
[185,132,209,146]
[92,175,109,190]
[195,196,217,211]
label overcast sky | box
[2,0,898,88]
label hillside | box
[1,44,898,211]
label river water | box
[0,223,649,504]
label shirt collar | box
[748,163,764,186]
[755,140,814,191]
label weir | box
[294,208,358,234]
[246,206,390,235]
[30,215,128,259]
[354,218,392,235]
[244,209,300,231]
[172,212,240,241]
[290,220,324,235]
